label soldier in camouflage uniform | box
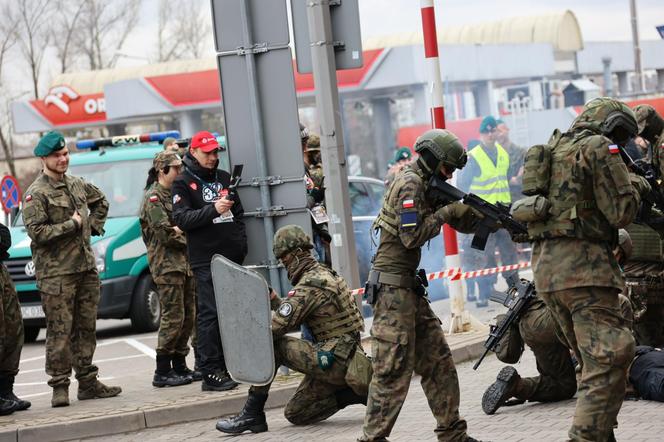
[140,151,197,387]
[303,130,331,266]
[622,105,664,348]
[523,98,650,441]
[360,129,482,442]
[22,131,122,407]
[0,222,30,415]
[216,225,371,435]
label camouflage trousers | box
[250,335,356,425]
[155,273,196,357]
[0,264,23,377]
[623,277,664,348]
[540,287,635,442]
[38,270,101,388]
[362,284,468,442]
[513,303,576,402]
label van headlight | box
[92,237,113,274]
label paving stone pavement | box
[87,346,664,442]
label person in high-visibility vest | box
[458,116,519,307]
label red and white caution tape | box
[287,262,532,297]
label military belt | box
[367,270,416,289]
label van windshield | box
[69,159,153,218]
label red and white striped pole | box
[420,0,480,333]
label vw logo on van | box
[24,261,35,277]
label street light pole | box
[630,0,646,92]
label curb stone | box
[2,333,487,442]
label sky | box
[4,0,664,96]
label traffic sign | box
[0,175,21,213]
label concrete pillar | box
[371,97,394,174]
[179,110,203,137]
[657,69,664,92]
[473,80,495,118]
[411,84,431,125]
[617,72,630,95]
[602,57,613,97]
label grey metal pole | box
[305,1,360,290]
[602,57,613,97]
[238,1,282,293]
[630,0,646,92]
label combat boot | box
[335,387,368,409]
[77,379,122,400]
[482,366,520,415]
[202,369,238,392]
[51,385,69,408]
[0,376,31,411]
[153,354,191,387]
[172,355,202,382]
[216,392,268,434]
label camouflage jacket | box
[305,162,325,209]
[23,173,108,279]
[270,262,363,358]
[372,162,480,275]
[139,183,191,282]
[532,131,642,292]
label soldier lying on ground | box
[215,225,372,435]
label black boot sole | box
[482,366,518,415]
[202,381,238,392]
[153,380,192,388]
[215,422,268,434]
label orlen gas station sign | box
[29,85,106,126]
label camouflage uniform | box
[362,158,480,441]
[139,182,195,357]
[216,225,371,434]
[23,173,109,388]
[0,264,23,379]
[527,98,646,441]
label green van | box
[6,132,228,342]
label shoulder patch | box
[189,182,198,191]
[149,195,159,203]
[608,144,619,154]
[278,302,293,317]
[173,194,181,204]
[402,199,414,209]
[304,277,327,289]
[25,194,32,202]
[400,211,418,229]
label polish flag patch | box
[608,144,619,154]
[190,182,198,190]
[25,194,32,202]
[149,195,158,203]
[402,199,415,209]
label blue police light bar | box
[76,130,181,150]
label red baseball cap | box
[190,131,220,153]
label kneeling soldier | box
[216,225,372,434]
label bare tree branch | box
[12,0,52,99]
[0,15,18,176]
[155,0,212,62]
[52,0,87,73]
[154,0,183,62]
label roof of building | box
[363,10,583,52]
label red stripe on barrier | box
[420,7,439,58]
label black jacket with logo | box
[172,153,247,268]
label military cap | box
[162,137,178,150]
[34,131,66,157]
[479,116,498,134]
[273,224,313,259]
[153,150,182,170]
[618,228,633,261]
[307,134,321,151]
[633,104,664,144]
[393,147,412,163]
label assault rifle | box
[427,176,528,250]
[618,145,664,226]
[473,274,536,370]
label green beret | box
[393,147,412,163]
[479,116,498,134]
[34,131,66,157]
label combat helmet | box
[633,104,664,145]
[307,134,321,151]
[414,129,467,175]
[273,225,313,259]
[573,97,638,146]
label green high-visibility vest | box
[468,143,511,204]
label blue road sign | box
[657,25,664,39]
[1,175,21,213]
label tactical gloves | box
[629,173,651,196]
[436,201,473,222]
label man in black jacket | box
[172,131,247,391]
